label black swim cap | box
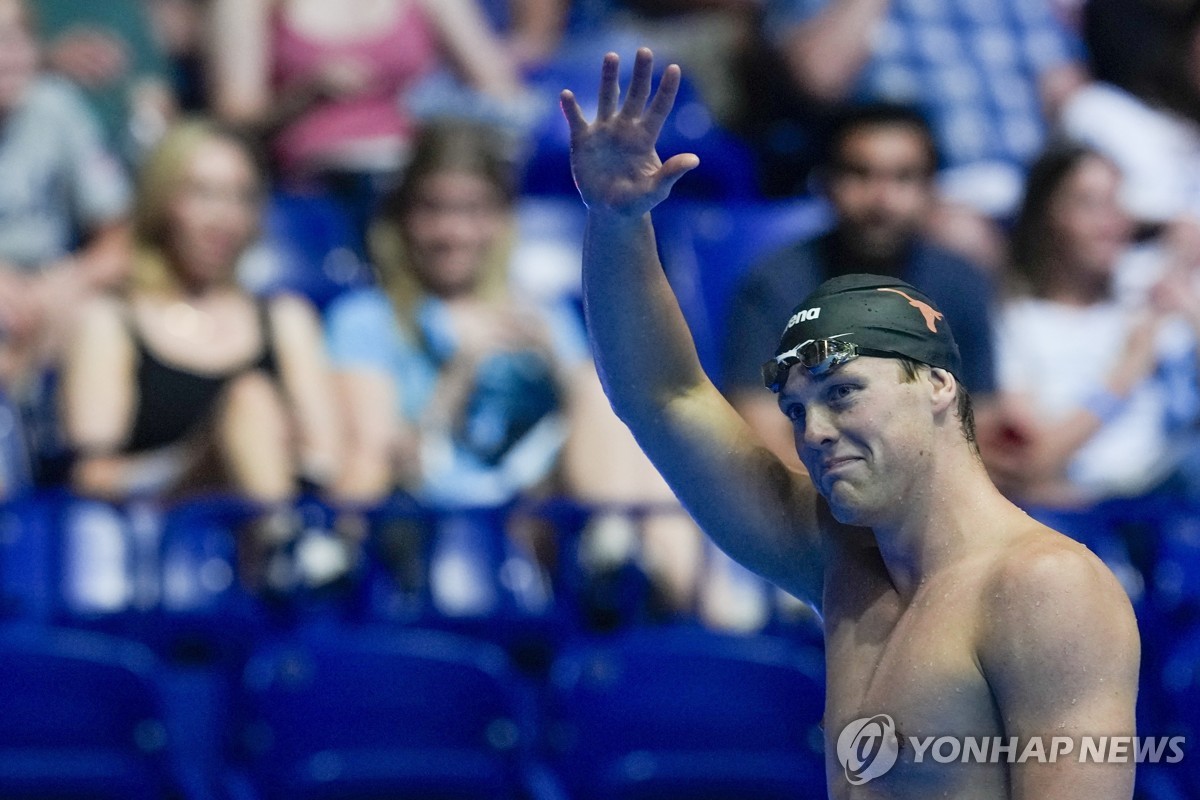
[765,274,962,389]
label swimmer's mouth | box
[822,456,861,473]
[816,456,863,485]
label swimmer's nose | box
[801,404,838,450]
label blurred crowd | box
[1,0,1200,637]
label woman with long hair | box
[988,142,1200,508]
[59,118,341,586]
[325,121,584,614]
[328,120,582,509]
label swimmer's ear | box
[927,367,957,415]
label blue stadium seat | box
[543,626,826,799]
[33,492,278,658]
[1155,623,1200,791]
[226,624,545,800]
[0,493,59,621]
[0,623,182,799]
[653,198,832,385]
[357,500,565,672]
[154,495,273,658]
[1150,509,1200,615]
[239,190,372,310]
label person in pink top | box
[207,0,523,221]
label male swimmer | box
[561,48,1139,798]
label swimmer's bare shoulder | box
[976,521,1140,799]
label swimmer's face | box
[779,355,936,526]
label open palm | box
[560,48,699,217]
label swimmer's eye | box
[827,383,859,406]
[783,404,806,423]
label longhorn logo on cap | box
[877,288,943,333]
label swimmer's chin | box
[827,501,868,527]
[821,484,876,527]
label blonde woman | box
[59,119,341,585]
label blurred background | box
[0,0,1198,797]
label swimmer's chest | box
[821,567,1009,797]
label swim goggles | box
[761,338,899,392]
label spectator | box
[722,102,998,470]
[326,121,582,613]
[328,120,583,508]
[144,0,210,113]
[58,118,342,588]
[573,0,761,131]
[476,0,571,69]
[30,0,178,163]
[208,0,524,240]
[1062,2,1200,228]
[987,143,1200,509]
[762,0,1089,268]
[0,0,132,392]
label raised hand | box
[560,48,699,217]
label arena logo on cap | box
[836,716,1186,785]
[785,306,821,329]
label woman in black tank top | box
[58,120,342,590]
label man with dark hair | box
[561,49,1139,798]
[723,99,996,468]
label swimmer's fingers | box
[642,62,682,140]
[658,152,701,194]
[596,51,621,121]
[617,47,654,121]
[562,48,696,214]
[560,89,588,139]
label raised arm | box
[561,49,823,606]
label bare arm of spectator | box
[506,0,568,66]
[1040,62,1090,121]
[268,294,343,491]
[991,313,1161,501]
[208,0,355,135]
[773,0,890,102]
[46,220,131,291]
[0,221,132,387]
[418,0,522,99]
[334,367,408,505]
[59,295,199,499]
[44,26,130,90]
[207,0,273,128]
[26,220,131,340]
